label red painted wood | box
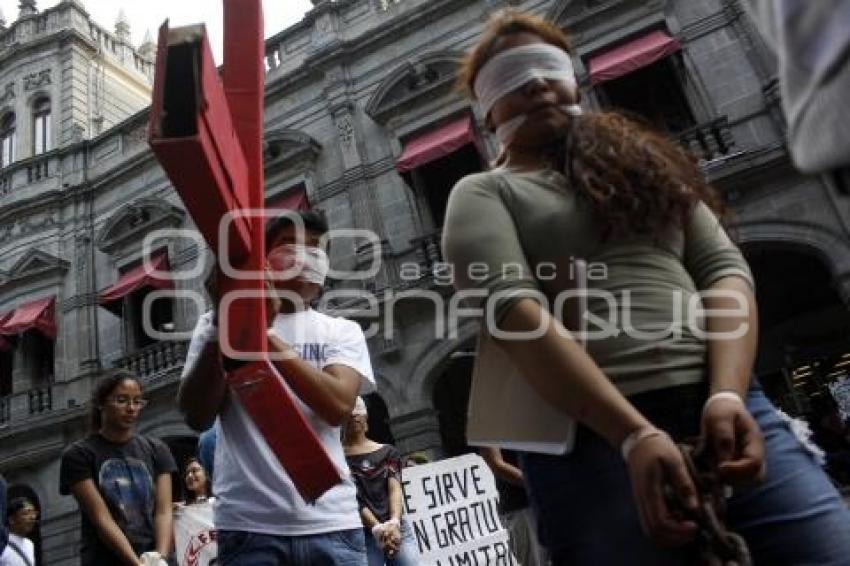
[147,2,342,502]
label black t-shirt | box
[495,450,529,514]
[346,444,402,523]
[59,433,177,565]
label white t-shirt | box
[182,309,375,535]
[0,534,35,566]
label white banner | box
[401,454,517,565]
[174,501,218,566]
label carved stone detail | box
[337,115,354,147]
[0,82,15,104]
[23,69,51,91]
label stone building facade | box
[0,0,848,563]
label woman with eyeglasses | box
[182,458,212,505]
[59,369,177,566]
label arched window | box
[1,112,16,167]
[32,97,51,155]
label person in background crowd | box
[743,0,850,192]
[402,453,429,468]
[0,497,37,566]
[480,448,548,566]
[343,398,417,566]
[59,369,177,566]
[183,458,212,505]
[443,9,850,565]
[179,210,375,565]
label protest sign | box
[402,453,516,565]
[174,501,217,566]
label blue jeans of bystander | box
[364,519,419,566]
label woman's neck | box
[504,145,556,171]
[343,430,368,448]
[99,425,133,444]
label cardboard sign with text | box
[401,454,517,565]
[174,501,217,566]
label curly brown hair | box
[559,112,723,239]
[459,9,723,239]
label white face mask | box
[267,244,330,286]
[474,43,581,148]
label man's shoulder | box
[310,310,363,335]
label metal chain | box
[666,443,753,566]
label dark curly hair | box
[558,112,723,239]
[459,10,722,239]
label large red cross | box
[147,1,341,501]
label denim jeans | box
[364,519,418,566]
[218,528,367,565]
[520,383,850,566]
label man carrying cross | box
[179,210,375,564]
[147,0,374,563]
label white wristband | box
[703,391,744,416]
[621,427,666,461]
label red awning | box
[98,253,173,310]
[268,184,309,210]
[588,30,681,85]
[0,296,56,339]
[396,116,476,173]
[0,313,10,350]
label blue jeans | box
[520,384,850,566]
[365,519,418,566]
[218,529,367,565]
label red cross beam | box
[147,1,342,501]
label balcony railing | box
[28,386,52,415]
[0,385,54,427]
[677,117,735,162]
[114,340,189,386]
[0,150,60,200]
[410,232,443,276]
[26,154,50,183]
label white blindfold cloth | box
[473,43,582,148]
[266,244,330,286]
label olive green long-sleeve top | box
[442,168,754,397]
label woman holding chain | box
[443,9,850,565]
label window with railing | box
[126,287,174,351]
[32,97,51,155]
[24,330,54,384]
[398,115,485,234]
[588,30,696,134]
[1,112,16,167]
[596,57,696,134]
[98,252,176,355]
